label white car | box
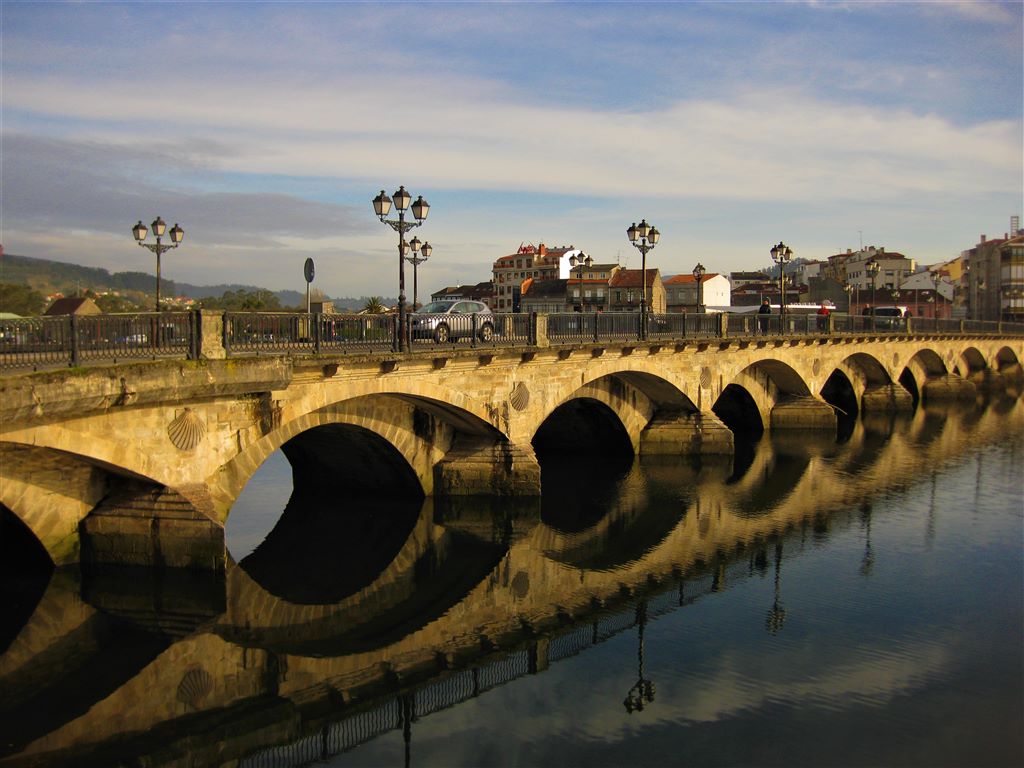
[410,300,496,343]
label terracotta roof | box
[663,273,718,285]
[522,278,568,298]
[44,297,100,316]
[609,269,659,289]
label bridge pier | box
[434,436,542,496]
[81,481,225,570]
[922,375,976,402]
[640,409,735,455]
[861,384,915,412]
[770,397,837,430]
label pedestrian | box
[816,302,830,331]
[758,298,771,334]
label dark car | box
[865,306,909,329]
[409,300,496,343]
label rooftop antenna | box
[858,230,863,250]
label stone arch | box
[957,346,989,380]
[995,346,1022,374]
[713,359,813,433]
[531,370,695,456]
[898,348,947,398]
[209,393,507,523]
[0,441,156,565]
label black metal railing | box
[0,312,195,370]
[2,310,1022,372]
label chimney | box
[980,234,986,243]
[538,243,546,256]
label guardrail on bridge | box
[1,310,1021,372]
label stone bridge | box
[0,330,1021,568]
[2,395,1019,766]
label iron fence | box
[0,312,194,370]
[2,309,1022,372]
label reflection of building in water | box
[1,395,1021,765]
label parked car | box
[865,306,909,329]
[410,300,495,343]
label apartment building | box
[491,243,581,311]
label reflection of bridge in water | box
[1,390,1020,766]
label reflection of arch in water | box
[0,503,53,654]
[537,459,692,571]
[216,505,508,656]
[237,490,423,605]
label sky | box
[2,1,1022,300]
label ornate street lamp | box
[132,217,184,311]
[405,239,432,311]
[866,259,881,322]
[627,220,659,339]
[569,251,593,312]
[770,242,793,317]
[692,262,706,313]
[843,283,853,314]
[373,186,429,351]
[932,272,944,319]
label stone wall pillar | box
[770,397,837,430]
[434,435,541,496]
[198,309,226,360]
[640,409,735,455]
[922,375,976,402]
[861,384,914,412]
[81,482,225,571]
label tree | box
[362,296,386,314]
[0,282,46,316]
[95,293,141,314]
[202,289,281,311]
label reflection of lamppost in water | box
[623,601,656,713]
[859,501,875,577]
[765,543,786,635]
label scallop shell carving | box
[176,667,213,708]
[167,408,206,451]
[510,382,530,411]
[700,367,712,389]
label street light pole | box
[132,217,184,312]
[770,242,793,319]
[692,262,706,313]
[569,251,593,312]
[405,240,432,311]
[373,187,429,352]
[867,260,880,325]
[627,220,659,339]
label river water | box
[1,392,1022,767]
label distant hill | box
[2,253,314,307]
[1,253,398,312]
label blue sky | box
[2,1,1021,299]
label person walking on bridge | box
[758,298,771,334]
